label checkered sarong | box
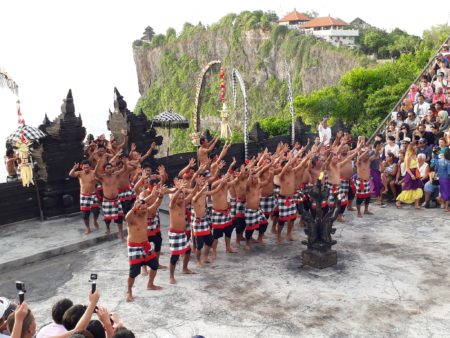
[80,193,99,211]
[168,228,191,255]
[209,208,232,229]
[191,215,211,236]
[230,198,237,220]
[235,199,246,219]
[273,185,280,196]
[354,178,371,198]
[127,241,156,265]
[185,205,192,232]
[277,195,297,222]
[102,197,123,220]
[147,210,161,236]
[260,195,277,216]
[118,185,136,202]
[339,179,352,206]
[327,184,341,208]
[245,208,267,231]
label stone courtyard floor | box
[0,204,449,337]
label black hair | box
[142,164,151,170]
[445,148,450,161]
[388,136,395,142]
[6,149,14,157]
[97,144,105,149]
[52,298,73,324]
[116,160,124,166]
[81,159,90,166]
[103,162,112,169]
[87,320,106,338]
[113,328,135,338]
[374,140,381,147]
[62,305,87,330]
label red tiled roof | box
[302,16,348,28]
[279,10,311,23]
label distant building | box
[349,17,374,31]
[278,9,311,27]
[301,16,359,48]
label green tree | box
[166,27,177,43]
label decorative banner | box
[219,67,225,103]
[0,68,19,95]
[231,69,249,160]
[192,60,222,133]
[14,100,34,187]
[285,61,295,145]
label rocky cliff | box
[132,12,367,151]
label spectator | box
[436,148,450,211]
[432,87,446,104]
[413,95,430,119]
[384,136,400,158]
[395,111,405,127]
[386,121,398,139]
[408,84,419,104]
[417,138,432,162]
[381,152,398,200]
[63,306,87,331]
[420,78,434,102]
[0,298,16,338]
[398,98,414,119]
[4,150,18,182]
[433,72,447,92]
[396,124,412,145]
[437,110,450,132]
[112,328,135,338]
[318,117,331,146]
[436,60,449,81]
[36,298,73,338]
[431,124,444,146]
[417,153,430,183]
[414,124,434,146]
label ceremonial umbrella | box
[151,108,189,156]
[6,125,46,145]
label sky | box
[1,0,449,142]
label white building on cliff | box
[301,16,359,48]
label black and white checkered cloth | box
[245,208,267,231]
[191,214,211,236]
[210,208,232,229]
[339,179,353,206]
[230,198,237,220]
[102,198,123,221]
[6,125,46,144]
[152,109,189,129]
[118,185,136,202]
[277,195,298,222]
[355,178,371,198]
[168,229,190,255]
[147,211,161,236]
[260,195,277,216]
[235,199,246,219]
[80,193,99,211]
[127,242,156,265]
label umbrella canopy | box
[6,125,46,145]
[152,109,189,129]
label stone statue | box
[299,178,341,268]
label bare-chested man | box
[244,170,268,250]
[95,161,128,239]
[197,136,219,168]
[277,154,299,243]
[210,175,237,259]
[125,192,163,302]
[168,184,194,284]
[116,158,138,215]
[336,143,360,222]
[259,157,278,226]
[5,149,18,182]
[232,167,248,245]
[69,160,100,234]
[191,179,214,267]
[355,146,375,218]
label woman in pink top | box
[408,84,419,104]
[432,87,446,104]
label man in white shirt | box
[318,117,332,146]
[414,95,430,119]
[36,299,73,338]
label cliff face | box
[132,15,365,150]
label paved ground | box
[0,204,449,337]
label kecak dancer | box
[125,188,164,302]
[95,161,128,239]
[191,178,214,267]
[168,182,196,284]
[355,143,375,218]
[116,158,138,216]
[244,169,268,250]
[197,136,219,169]
[69,160,100,234]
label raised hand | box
[73,162,80,170]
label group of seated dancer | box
[70,130,381,302]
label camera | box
[15,281,26,304]
[89,274,98,294]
